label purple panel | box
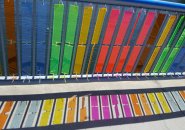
[91,107,100,120]
[120,94,129,104]
[123,105,132,117]
[91,96,98,106]
[102,107,111,119]
[111,95,118,105]
[101,96,109,106]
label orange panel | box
[66,97,77,123]
[129,94,143,116]
[179,91,185,100]
[139,94,152,115]
[0,101,14,129]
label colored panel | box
[106,46,120,73]
[23,101,41,128]
[38,99,54,127]
[61,45,73,74]
[172,91,185,111]
[110,95,123,118]
[161,48,180,72]
[95,46,109,73]
[8,101,28,129]
[129,94,143,116]
[78,96,89,122]
[124,46,142,72]
[4,0,18,75]
[156,93,171,113]
[153,47,170,72]
[156,15,176,46]
[135,14,166,72]
[175,27,185,48]
[65,5,78,44]
[167,16,185,47]
[115,10,133,45]
[73,45,86,74]
[120,95,133,117]
[0,101,14,130]
[147,93,162,114]
[78,6,93,45]
[103,9,120,45]
[179,91,185,100]
[101,96,112,120]
[91,7,107,44]
[90,96,100,120]
[144,47,160,72]
[164,92,180,112]
[138,94,153,116]
[136,11,156,45]
[52,98,66,125]
[49,4,64,75]
[35,1,49,75]
[66,97,77,123]
[115,46,130,73]
[21,0,33,75]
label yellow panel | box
[73,45,86,74]
[144,47,160,72]
[39,99,54,126]
[91,7,107,44]
[86,45,95,74]
[156,15,176,46]
[79,6,93,45]
[52,98,65,125]
[147,93,162,114]
[156,92,171,113]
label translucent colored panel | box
[167,16,184,47]
[73,45,86,74]
[156,15,176,46]
[144,47,160,73]
[106,46,120,73]
[115,10,133,45]
[136,11,156,45]
[153,47,170,72]
[147,93,162,114]
[78,6,93,45]
[38,99,54,126]
[0,101,14,130]
[156,92,171,113]
[20,0,33,76]
[170,48,185,71]
[95,46,109,73]
[62,44,73,74]
[120,94,133,117]
[79,96,89,122]
[124,46,142,72]
[115,46,130,73]
[4,0,18,75]
[103,9,120,45]
[91,7,107,44]
[146,13,166,45]
[135,47,150,72]
[49,4,64,75]
[175,27,185,48]
[36,1,49,75]
[66,97,77,123]
[161,48,180,72]
[65,5,78,44]
[129,94,143,116]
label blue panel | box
[35,1,49,75]
[169,48,185,72]
[21,0,32,75]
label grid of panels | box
[0,90,185,129]
[0,0,185,81]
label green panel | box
[61,44,73,74]
[153,47,170,72]
[65,5,78,44]
[161,48,180,72]
[167,16,184,47]
[175,27,185,48]
[49,4,64,74]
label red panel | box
[103,9,120,45]
[124,46,142,72]
[106,46,120,73]
[115,46,130,73]
[136,12,156,45]
[115,10,133,45]
[95,46,109,73]
[126,11,141,45]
